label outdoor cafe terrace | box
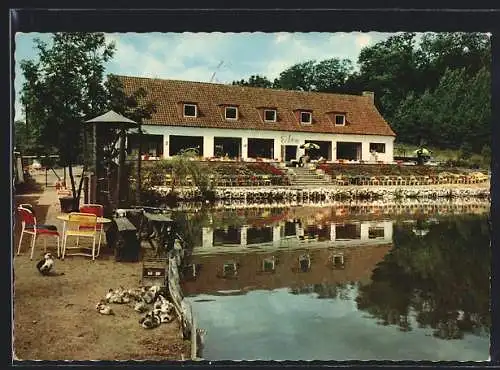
[137,160,489,188]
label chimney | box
[362,91,374,103]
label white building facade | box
[141,124,395,163]
[120,76,396,164]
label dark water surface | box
[178,203,490,361]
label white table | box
[56,214,112,245]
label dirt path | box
[13,188,190,361]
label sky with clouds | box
[13,31,400,121]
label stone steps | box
[287,167,332,186]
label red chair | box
[79,204,105,256]
[16,206,60,260]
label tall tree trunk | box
[136,125,142,205]
[68,163,86,211]
[68,163,78,211]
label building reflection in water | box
[180,207,490,348]
[203,220,393,249]
[182,218,394,296]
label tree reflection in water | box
[356,214,490,340]
[290,281,355,300]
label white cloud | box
[106,32,233,82]
[275,32,291,44]
[355,34,373,49]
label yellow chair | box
[185,175,194,186]
[262,175,272,186]
[335,175,349,186]
[62,213,98,260]
[165,174,173,186]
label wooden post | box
[83,176,89,204]
[89,174,96,203]
[136,125,142,205]
[115,129,126,207]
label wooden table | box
[139,211,176,255]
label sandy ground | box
[12,187,190,361]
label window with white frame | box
[369,143,386,153]
[264,109,277,122]
[335,114,346,126]
[225,106,238,120]
[183,103,197,117]
[300,111,312,124]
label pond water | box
[177,201,490,361]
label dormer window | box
[300,111,312,124]
[225,106,238,120]
[264,109,277,122]
[183,103,197,117]
[335,114,346,126]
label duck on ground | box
[96,300,114,315]
[139,311,161,329]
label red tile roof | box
[117,75,396,137]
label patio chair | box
[62,213,98,260]
[408,176,420,186]
[165,174,173,186]
[79,204,105,256]
[381,176,393,186]
[449,174,460,184]
[428,175,439,185]
[359,175,371,186]
[16,206,60,260]
[437,173,449,184]
[185,175,194,187]
[262,175,272,186]
[335,175,349,186]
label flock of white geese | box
[95,285,176,329]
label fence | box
[167,247,199,360]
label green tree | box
[13,120,41,154]
[354,33,424,120]
[232,74,273,88]
[313,58,354,93]
[276,60,317,91]
[274,58,354,93]
[419,32,491,85]
[392,66,490,151]
[19,33,115,209]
